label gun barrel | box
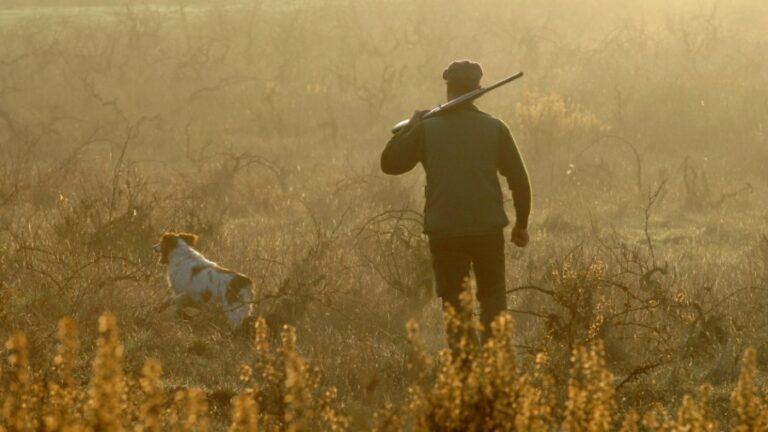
[391,71,523,134]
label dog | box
[154,232,254,331]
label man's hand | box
[511,226,529,247]
[409,110,429,127]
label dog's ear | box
[178,233,199,247]
[158,233,178,264]
[159,232,177,247]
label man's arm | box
[380,112,426,175]
[497,122,531,230]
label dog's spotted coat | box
[154,232,253,330]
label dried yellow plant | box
[1,313,768,431]
[2,332,39,432]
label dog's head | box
[153,232,199,264]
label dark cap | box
[442,60,483,84]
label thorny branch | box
[644,179,667,266]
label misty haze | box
[1,0,767,430]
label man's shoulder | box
[474,108,495,118]
[475,111,513,131]
[422,110,510,144]
[474,109,503,122]
[470,110,511,134]
[425,107,504,124]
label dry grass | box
[1,0,768,430]
[3,309,768,430]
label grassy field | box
[1,0,768,430]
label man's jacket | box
[381,104,531,237]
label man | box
[380,60,531,340]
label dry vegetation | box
[1,0,768,429]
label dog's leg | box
[173,293,196,320]
[224,300,253,332]
[157,297,174,313]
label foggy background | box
[1,0,767,428]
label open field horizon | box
[1,0,768,429]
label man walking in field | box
[380,60,531,340]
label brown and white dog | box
[154,232,253,331]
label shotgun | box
[391,71,524,134]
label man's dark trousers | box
[429,229,507,338]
